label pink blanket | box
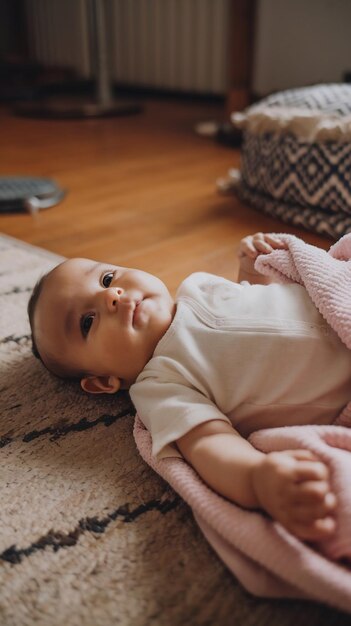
[133,233,351,613]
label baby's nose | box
[106,287,124,310]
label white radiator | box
[25,0,230,95]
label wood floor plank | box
[0,98,328,293]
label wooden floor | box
[0,97,327,294]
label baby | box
[28,233,351,542]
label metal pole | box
[92,0,113,108]
[15,0,142,118]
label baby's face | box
[34,258,175,387]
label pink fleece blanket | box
[133,233,351,613]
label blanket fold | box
[133,233,351,612]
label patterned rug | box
[0,233,350,626]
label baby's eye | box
[80,314,94,337]
[102,272,114,288]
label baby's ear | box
[81,375,121,395]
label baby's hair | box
[27,272,49,361]
[27,268,88,382]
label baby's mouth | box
[132,299,143,325]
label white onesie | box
[129,273,351,458]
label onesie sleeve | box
[129,376,231,459]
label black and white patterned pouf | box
[226,84,351,239]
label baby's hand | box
[238,232,287,260]
[251,450,337,541]
[237,232,287,284]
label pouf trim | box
[232,108,351,143]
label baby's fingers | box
[287,516,336,542]
[238,232,287,259]
[294,460,329,483]
[251,232,287,255]
[262,233,287,250]
[287,451,330,483]
[291,493,337,523]
[238,236,259,259]
[290,479,335,506]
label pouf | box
[225,84,351,239]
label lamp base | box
[14,97,142,119]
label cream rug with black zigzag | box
[0,233,350,626]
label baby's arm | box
[237,232,287,284]
[177,420,336,541]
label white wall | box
[253,0,351,96]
